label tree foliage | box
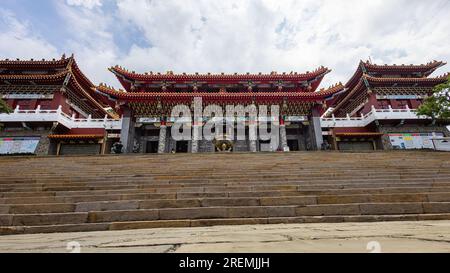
[0,98,11,114]
[417,76,450,120]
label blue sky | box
[1,0,449,88]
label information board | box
[0,137,40,154]
[388,132,444,150]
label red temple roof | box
[364,60,445,74]
[95,82,345,102]
[0,55,117,119]
[345,60,446,91]
[0,54,72,68]
[364,73,449,86]
[330,72,449,117]
[109,65,331,83]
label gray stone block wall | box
[199,139,215,152]
[233,139,249,152]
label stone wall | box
[199,139,215,153]
[233,139,249,152]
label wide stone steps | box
[2,192,450,214]
[2,179,450,195]
[2,186,450,204]
[1,151,450,235]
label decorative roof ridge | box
[96,83,126,93]
[68,75,112,118]
[317,82,345,93]
[0,54,72,65]
[363,73,449,82]
[344,60,365,89]
[331,78,366,115]
[109,65,331,78]
[363,60,446,69]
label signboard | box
[3,94,54,99]
[0,137,40,154]
[376,95,421,99]
[138,117,161,123]
[285,116,308,122]
[388,132,444,150]
[107,133,121,138]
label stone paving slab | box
[0,220,449,253]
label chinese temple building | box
[0,55,121,156]
[321,60,450,150]
[1,55,449,156]
[95,66,345,153]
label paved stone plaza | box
[0,220,449,253]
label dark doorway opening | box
[146,141,158,153]
[287,139,299,151]
[259,139,272,152]
[175,141,189,153]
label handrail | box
[0,105,122,129]
[321,106,429,128]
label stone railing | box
[0,105,122,130]
[321,106,429,128]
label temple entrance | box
[287,139,299,151]
[145,141,158,153]
[175,141,189,153]
[259,140,272,152]
[338,141,375,151]
[59,144,101,155]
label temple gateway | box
[0,55,449,155]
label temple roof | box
[109,65,331,84]
[0,55,117,119]
[95,82,345,102]
[330,72,449,116]
[364,73,450,86]
[345,60,446,91]
[0,54,72,68]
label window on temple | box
[378,100,390,109]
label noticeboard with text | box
[388,132,443,149]
[0,137,40,155]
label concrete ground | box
[0,220,449,253]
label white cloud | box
[66,0,102,9]
[0,9,59,60]
[2,0,450,89]
[112,0,450,87]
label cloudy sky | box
[1,0,449,88]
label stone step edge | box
[2,202,450,226]
[2,192,450,214]
[3,188,450,204]
[1,213,450,235]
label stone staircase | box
[1,151,450,235]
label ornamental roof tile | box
[109,65,331,82]
[94,83,344,101]
[48,134,104,139]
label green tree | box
[417,76,450,120]
[0,98,11,114]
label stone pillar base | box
[158,125,167,153]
